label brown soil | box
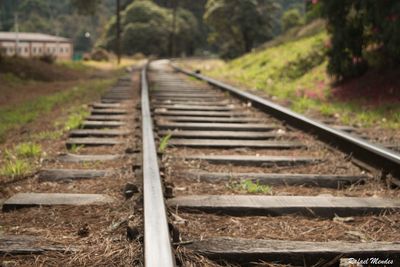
[173,211,400,243]
[0,80,83,107]
[332,68,400,105]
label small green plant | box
[15,142,42,158]
[64,108,89,131]
[3,148,14,160]
[228,179,271,194]
[1,159,32,177]
[240,179,271,194]
[68,144,84,153]
[158,133,172,153]
[33,130,63,140]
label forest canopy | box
[1,0,301,57]
[100,0,198,57]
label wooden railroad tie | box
[168,195,400,217]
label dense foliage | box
[100,0,198,57]
[1,0,306,57]
[319,0,400,79]
[204,0,278,58]
[282,8,304,32]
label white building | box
[0,32,73,60]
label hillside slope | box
[181,23,400,129]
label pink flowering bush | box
[319,0,400,80]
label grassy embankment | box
[0,57,137,179]
[181,20,400,129]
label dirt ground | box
[0,65,114,108]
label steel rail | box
[141,67,176,267]
[172,64,400,182]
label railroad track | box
[1,71,143,265]
[1,59,400,266]
[143,60,400,266]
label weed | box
[158,133,172,153]
[1,159,32,178]
[68,144,84,153]
[228,179,272,194]
[15,142,42,158]
[33,130,63,140]
[64,107,89,131]
[241,179,271,194]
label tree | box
[204,0,277,58]
[282,8,303,32]
[101,0,198,57]
[320,0,400,79]
[70,0,100,15]
[174,8,199,55]
[154,0,208,55]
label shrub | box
[282,8,304,32]
[319,0,400,79]
[38,54,56,64]
[282,41,326,80]
[1,159,32,178]
[15,142,42,158]
[91,48,110,61]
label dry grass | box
[1,204,143,266]
[82,58,142,71]
[176,246,237,267]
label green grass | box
[32,130,64,141]
[0,142,41,178]
[1,73,25,85]
[0,78,114,142]
[183,25,399,129]
[158,133,172,153]
[64,107,90,131]
[68,144,84,153]
[58,61,91,72]
[229,179,272,194]
[1,159,33,178]
[15,142,42,158]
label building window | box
[18,47,22,53]
[25,47,28,53]
[47,48,50,53]
[38,47,42,53]
[33,47,37,53]
[60,47,63,53]
[8,47,14,53]
[65,48,69,53]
